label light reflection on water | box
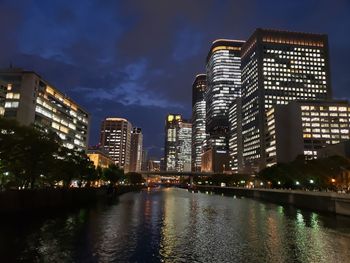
[1,188,350,262]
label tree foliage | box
[0,119,99,189]
[125,172,144,185]
[102,164,124,185]
[258,155,350,189]
[194,173,254,187]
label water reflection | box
[0,188,350,262]
[15,209,89,262]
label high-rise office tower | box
[100,118,132,172]
[164,114,192,172]
[203,39,244,172]
[0,68,90,151]
[241,28,332,172]
[228,97,243,173]
[176,121,192,172]
[165,114,182,171]
[191,74,207,172]
[130,127,143,172]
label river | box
[1,187,350,262]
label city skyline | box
[1,1,350,158]
[1,2,350,262]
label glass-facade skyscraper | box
[176,121,192,172]
[206,39,245,133]
[203,39,244,172]
[241,28,332,172]
[191,74,207,172]
[164,114,182,171]
[164,114,192,172]
[130,127,143,172]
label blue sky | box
[1,0,350,158]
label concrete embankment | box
[194,185,350,216]
[0,185,142,214]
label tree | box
[96,166,103,182]
[102,164,124,185]
[126,172,144,185]
[0,119,61,188]
[258,154,350,190]
[205,173,253,187]
[76,151,97,187]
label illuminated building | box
[130,127,143,172]
[87,147,113,169]
[176,121,192,172]
[228,98,243,173]
[148,159,161,172]
[204,39,244,172]
[165,114,182,171]
[191,74,207,171]
[164,114,192,172]
[100,117,132,172]
[201,148,230,173]
[265,101,350,166]
[241,29,332,172]
[0,68,90,150]
[0,80,6,116]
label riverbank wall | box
[194,185,350,216]
[0,185,142,214]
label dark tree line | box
[190,173,254,187]
[258,155,350,190]
[187,155,350,191]
[0,119,144,190]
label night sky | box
[1,0,350,158]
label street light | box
[331,178,336,183]
[309,179,314,184]
[296,181,300,185]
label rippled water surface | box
[1,188,350,262]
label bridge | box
[139,171,214,177]
[139,171,215,186]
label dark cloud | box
[0,0,350,158]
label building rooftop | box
[242,28,328,58]
[87,146,112,159]
[206,39,245,62]
[194,73,206,79]
[105,117,129,122]
[0,67,90,115]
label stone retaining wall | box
[195,186,350,216]
[0,186,142,213]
